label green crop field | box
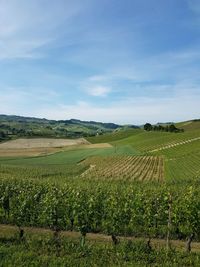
[1,120,200,266]
[151,137,200,181]
[112,129,200,152]
[81,155,164,181]
[1,0,200,264]
[1,123,200,181]
[87,128,142,143]
[0,144,140,166]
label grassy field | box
[0,147,116,165]
[176,120,200,131]
[87,128,142,143]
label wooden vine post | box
[166,192,172,251]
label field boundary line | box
[149,136,200,152]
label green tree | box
[144,123,153,131]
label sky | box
[0,0,200,124]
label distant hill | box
[0,114,138,141]
[176,119,200,131]
[1,114,199,143]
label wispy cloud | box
[0,86,60,115]
[0,0,84,60]
[88,75,108,82]
[0,1,200,123]
[1,82,199,124]
[85,85,111,97]
[30,89,200,124]
[81,75,112,97]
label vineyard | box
[165,152,200,181]
[0,178,200,249]
[110,129,200,153]
[1,125,200,265]
[81,155,164,181]
[152,138,200,181]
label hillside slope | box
[87,128,142,143]
[87,123,200,181]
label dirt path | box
[80,164,96,177]
[1,224,200,252]
[150,136,200,153]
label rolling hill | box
[1,115,200,182]
[0,114,138,141]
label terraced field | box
[81,155,164,181]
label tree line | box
[144,123,184,133]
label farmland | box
[1,119,200,266]
[0,120,200,182]
[0,137,89,149]
[0,114,135,141]
[0,137,90,157]
[81,155,164,181]
[152,137,200,181]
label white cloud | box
[80,46,200,90]
[85,85,111,97]
[1,82,199,124]
[88,75,107,82]
[82,75,112,97]
[15,84,199,124]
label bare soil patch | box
[0,138,90,157]
[0,138,89,149]
[0,147,63,157]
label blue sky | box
[0,0,200,124]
